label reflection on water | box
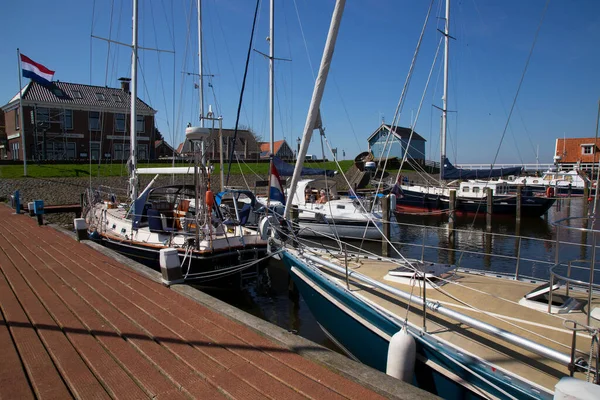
[204,197,600,350]
[200,259,343,353]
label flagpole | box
[16,48,27,176]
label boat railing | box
[549,260,600,325]
[549,215,600,325]
[351,218,598,285]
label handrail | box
[549,259,600,326]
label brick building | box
[1,79,157,161]
[177,128,261,161]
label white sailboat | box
[266,1,600,398]
[84,0,268,286]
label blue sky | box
[1,0,599,164]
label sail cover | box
[273,156,336,177]
[441,158,522,180]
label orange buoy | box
[546,187,555,198]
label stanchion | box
[382,195,390,257]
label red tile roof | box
[555,138,600,163]
[259,140,285,154]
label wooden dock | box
[0,204,401,400]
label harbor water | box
[206,197,600,352]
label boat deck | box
[0,204,387,400]
[317,252,600,392]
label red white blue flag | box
[269,163,286,204]
[20,54,55,85]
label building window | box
[114,143,130,160]
[95,93,106,101]
[15,108,20,130]
[115,113,126,132]
[66,142,76,159]
[11,142,19,160]
[137,144,148,160]
[112,94,122,102]
[64,109,73,130]
[72,90,83,99]
[89,111,101,130]
[582,145,594,155]
[136,115,144,133]
[90,141,101,160]
[37,107,50,123]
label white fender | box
[386,327,416,382]
[554,377,600,400]
[259,215,280,240]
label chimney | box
[118,77,131,93]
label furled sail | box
[273,156,336,177]
[441,158,522,180]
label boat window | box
[472,187,480,193]
[462,187,470,193]
[533,180,539,184]
[336,205,345,209]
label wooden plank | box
[0,269,72,400]
[0,232,150,400]
[0,222,222,400]
[0,297,35,400]
[0,242,110,399]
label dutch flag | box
[20,54,55,85]
[269,163,286,205]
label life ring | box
[546,187,555,198]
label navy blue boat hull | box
[395,187,555,217]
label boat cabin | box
[459,181,510,197]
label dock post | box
[382,195,391,257]
[33,200,44,226]
[486,187,493,232]
[448,190,456,234]
[159,248,184,286]
[13,190,21,214]
[73,218,88,241]
[516,185,522,223]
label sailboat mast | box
[269,0,275,155]
[284,0,346,220]
[266,0,275,208]
[130,0,139,203]
[440,0,450,181]
[198,0,204,128]
[197,0,206,165]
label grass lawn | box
[0,159,355,179]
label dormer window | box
[582,145,595,155]
[112,94,122,102]
[72,90,83,99]
[96,93,106,101]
